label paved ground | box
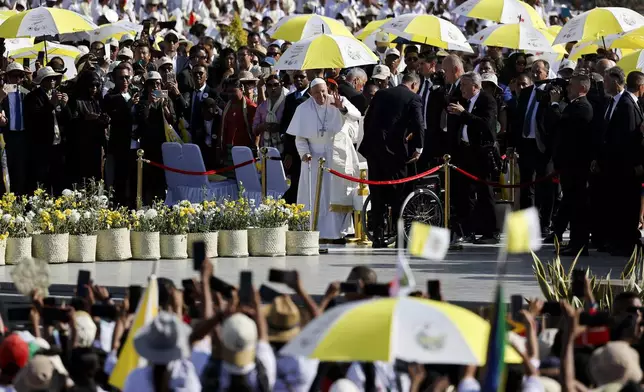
[0,240,632,303]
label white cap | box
[77,45,90,54]
[221,313,258,367]
[156,56,173,68]
[146,71,162,81]
[480,72,500,87]
[330,379,360,392]
[119,33,135,43]
[375,31,389,43]
[103,9,118,23]
[559,58,577,71]
[74,311,97,348]
[385,48,400,58]
[372,64,390,80]
[4,62,27,74]
[117,47,133,59]
[310,78,326,89]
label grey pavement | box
[0,242,631,304]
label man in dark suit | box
[447,72,498,244]
[0,63,30,195]
[361,72,424,247]
[514,59,556,235]
[549,73,594,256]
[177,45,209,95]
[182,64,220,165]
[280,70,310,204]
[102,63,140,208]
[24,66,71,195]
[338,68,368,115]
[594,69,644,256]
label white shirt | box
[273,355,319,392]
[345,361,411,392]
[122,92,140,149]
[626,91,641,109]
[217,341,277,392]
[8,91,22,131]
[462,91,480,143]
[123,360,201,392]
[524,84,547,139]
[605,89,625,121]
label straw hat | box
[33,66,61,85]
[133,311,192,365]
[264,295,301,343]
[13,355,62,392]
[239,70,259,83]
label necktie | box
[523,91,538,137]
[191,90,202,130]
[421,80,430,125]
[14,92,22,131]
[605,97,615,121]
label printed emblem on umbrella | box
[415,324,446,351]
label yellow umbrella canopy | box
[453,0,547,29]
[382,14,473,52]
[554,7,644,45]
[604,27,644,50]
[617,49,644,74]
[355,18,391,40]
[0,7,97,37]
[266,14,352,42]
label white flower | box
[83,211,91,219]
[249,199,256,207]
[26,211,35,220]
[2,214,11,223]
[15,216,24,224]
[62,189,72,197]
[99,195,108,207]
[0,209,4,216]
[70,212,81,224]
[136,210,145,218]
[45,200,53,207]
[172,204,180,211]
[144,209,158,220]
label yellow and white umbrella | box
[11,41,81,79]
[267,14,352,42]
[60,20,142,43]
[0,10,18,25]
[617,49,644,74]
[567,39,635,60]
[603,27,644,50]
[469,23,565,54]
[0,7,97,38]
[274,34,378,71]
[280,297,521,364]
[553,7,644,45]
[381,14,473,53]
[453,0,546,29]
[355,18,391,41]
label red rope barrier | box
[451,165,559,188]
[327,165,442,185]
[144,159,256,175]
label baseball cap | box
[74,311,97,348]
[117,47,133,59]
[146,71,162,81]
[260,56,276,67]
[220,313,257,368]
[480,72,501,88]
[4,62,27,74]
[384,48,400,58]
[375,31,390,43]
[559,58,577,71]
[372,64,391,80]
[155,56,173,68]
[119,33,134,44]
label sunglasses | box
[405,56,418,62]
[266,82,280,87]
[192,71,205,76]
[293,74,306,80]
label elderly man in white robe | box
[286,78,362,241]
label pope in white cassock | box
[286,78,362,240]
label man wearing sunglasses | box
[163,30,189,75]
[178,45,209,94]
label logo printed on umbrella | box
[415,324,446,351]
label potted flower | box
[187,201,218,259]
[96,207,132,261]
[248,197,289,257]
[1,193,31,264]
[286,204,318,256]
[130,207,161,260]
[217,197,251,257]
[158,202,191,259]
[68,210,99,262]
[31,207,70,264]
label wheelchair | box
[361,173,445,245]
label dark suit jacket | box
[182,84,219,143]
[550,96,594,170]
[280,90,309,176]
[453,90,497,149]
[338,80,367,115]
[102,90,137,156]
[601,92,644,170]
[0,88,28,134]
[514,84,552,154]
[177,66,194,95]
[360,84,425,165]
[23,88,71,150]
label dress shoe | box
[474,235,500,245]
[455,234,476,244]
[560,247,589,257]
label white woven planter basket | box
[286,231,320,256]
[160,234,187,259]
[68,235,97,262]
[187,232,218,258]
[218,230,248,257]
[7,237,32,265]
[248,227,286,257]
[0,238,7,265]
[131,231,161,260]
[33,233,69,264]
[97,228,131,261]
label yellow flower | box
[64,209,72,216]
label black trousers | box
[30,144,65,195]
[4,131,29,195]
[452,144,497,237]
[606,169,641,252]
[367,156,410,242]
[283,157,301,204]
[112,149,138,209]
[518,139,555,230]
[554,170,590,249]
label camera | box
[535,78,568,103]
[430,70,445,87]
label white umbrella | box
[468,23,564,54]
[60,20,142,43]
[553,7,644,45]
[274,34,378,71]
[0,7,98,38]
[381,14,473,53]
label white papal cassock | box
[286,95,361,240]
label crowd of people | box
[0,259,643,392]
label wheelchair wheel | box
[400,188,444,240]
[361,194,397,246]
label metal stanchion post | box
[443,154,451,230]
[312,157,326,232]
[356,168,371,247]
[260,147,268,200]
[136,149,144,210]
[507,147,516,205]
